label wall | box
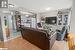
[37,10,61,30]
[37,9,71,31]
[70,0,75,33]
[36,10,58,24]
[40,10,58,17]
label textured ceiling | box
[8,0,73,13]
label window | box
[1,1,7,8]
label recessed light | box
[25,14,29,16]
[45,7,51,11]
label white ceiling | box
[8,0,73,13]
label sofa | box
[21,27,56,50]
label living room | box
[0,0,75,50]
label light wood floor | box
[51,41,69,50]
[0,36,69,50]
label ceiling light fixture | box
[45,7,51,11]
[8,4,15,8]
[25,14,29,17]
[20,11,32,15]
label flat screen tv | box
[45,17,57,25]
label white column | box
[36,13,41,23]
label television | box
[45,17,57,25]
